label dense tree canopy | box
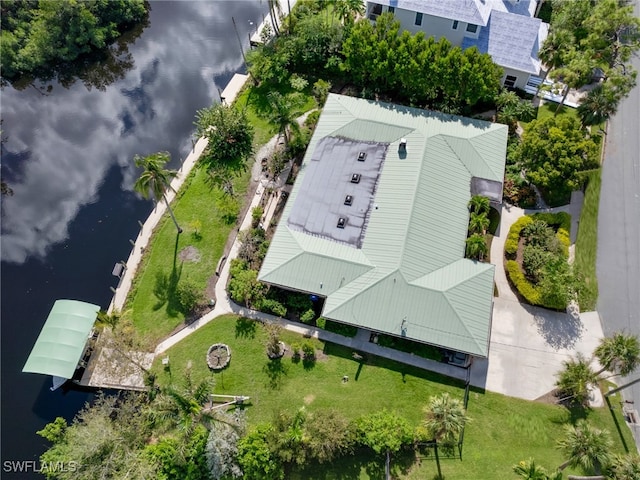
[341,13,502,111]
[1,0,147,82]
[516,115,599,199]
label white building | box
[366,0,549,90]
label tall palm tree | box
[557,420,613,475]
[134,151,182,233]
[468,195,490,215]
[536,30,570,99]
[469,212,490,235]
[465,233,488,261]
[267,91,301,146]
[594,332,640,377]
[555,353,598,407]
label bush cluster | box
[505,260,542,305]
[505,216,533,258]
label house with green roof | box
[258,94,508,358]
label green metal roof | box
[23,299,100,379]
[259,94,508,357]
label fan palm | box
[557,420,613,475]
[594,332,640,377]
[334,0,365,25]
[513,458,562,480]
[555,353,598,407]
[469,212,490,235]
[465,233,488,261]
[134,151,182,233]
[423,393,468,446]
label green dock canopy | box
[23,300,100,379]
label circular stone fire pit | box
[207,343,231,370]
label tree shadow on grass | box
[302,355,316,371]
[263,358,287,389]
[151,233,183,317]
[235,317,257,339]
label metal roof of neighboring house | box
[377,0,493,26]
[462,10,548,75]
[23,299,99,379]
[259,94,507,357]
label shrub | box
[315,317,326,329]
[259,299,287,318]
[301,341,315,359]
[312,79,331,106]
[285,293,313,314]
[300,309,315,324]
[522,245,552,283]
[505,260,542,305]
[176,280,204,314]
[324,320,358,337]
[252,206,264,228]
[505,216,533,258]
[290,343,301,358]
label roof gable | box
[259,94,507,357]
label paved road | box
[596,0,640,448]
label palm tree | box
[465,233,488,261]
[594,332,640,377]
[334,0,365,26]
[267,91,301,146]
[134,151,182,233]
[424,393,469,478]
[469,212,490,235]
[468,195,490,215]
[609,453,640,480]
[423,393,468,446]
[577,84,619,127]
[557,420,613,475]
[555,353,598,407]
[536,30,569,99]
[513,459,562,480]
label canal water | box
[0,2,266,476]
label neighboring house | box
[366,0,549,90]
[258,94,508,360]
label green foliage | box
[341,13,502,109]
[522,220,560,252]
[356,410,413,455]
[237,228,268,270]
[315,317,326,329]
[505,216,533,258]
[538,257,575,310]
[303,409,356,463]
[301,341,315,359]
[259,298,288,318]
[289,73,308,91]
[300,308,315,324]
[555,353,598,408]
[594,332,640,377]
[206,412,245,479]
[195,104,254,195]
[506,260,542,305]
[312,79,332,107]
[0,0,147,82]
[468,212,490,235]
[468,195,490,215]
[556,419,613,474]
[228,262,265,308]
[145,426,210,480]
[523,245,553,284]
[323,319,358,337]
[516,116,599,202]
[465,233,488,261]
[237,424,284,480]
[285,292,313,315]
[495,90,536,134]
[37,417,68,443]
[175,280,204,315]
[423,393,469,446]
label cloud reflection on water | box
[1,1,263,264]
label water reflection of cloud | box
[1,1,265,264]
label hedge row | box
[505,260,542,305]
[505,216,533,258]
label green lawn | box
[153,315,634,480]
[126,167,248,344]
[574,169,601,311]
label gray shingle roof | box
[378,0,492,25]
[462,10,546,74]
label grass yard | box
[126,167,248,343]
[574,169,601,311]
[153,315,634,480]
